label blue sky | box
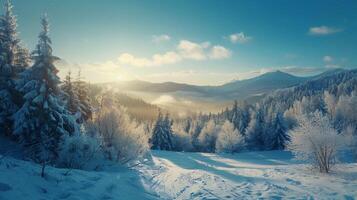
[10,0,357,85]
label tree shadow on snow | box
[152,151,292,184]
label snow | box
[139,150,357,200]
[1,150,357,200]
[0,156,157,200]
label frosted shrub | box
[288,111,346,173]
[58,132,103,170]
[198,119,220,152]
[114,122,150,164]
[171,125,193,152]
[95,95,150,164]
[215,120,245,154]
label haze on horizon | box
[12,0,357,85]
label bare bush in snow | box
[288,111,347,173]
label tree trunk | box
[41,161,46,178]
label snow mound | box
[0,156,157,200]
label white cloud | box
[323,55,333,62]
[209,45,232,59]
[228,32,252,44]
[118,51,181,67]
[177,40,209,60]
[309,26,342,35]
[152,34,171,43]
[118,40,231,67]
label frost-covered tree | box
[84,93,149,163]
[62,71,80,115]
[198,119,220,152]
[335,92,357,131]
[61,70,92,123]
[74,70,92,122]
[324,91,337,119]
[13,16,77,177]
[231,100,250,135]
[58,130,103,170]
[215,120,245,153]
[150,112,174,151]
[288,111,346,173]
[172,120,193,152]
[266,112,290,150]
[245,109,265,150]
[0,0,29,137]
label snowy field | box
[140,151,357,200]
[1,151,357,200]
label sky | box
[9,0,357,85]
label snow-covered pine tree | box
[266,112,290,150]
[151,112,174,150]
[74,70,92,122]
[0,0,29,72]
[15,45,31,70]
[13,15,77,176]
[231,100,250,135]
[245,108,265,150]
[231,100,239,127]
[62,71,80,115]
[0,0,29,137]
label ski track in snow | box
[1,151,357,200]
[138,150,357,200]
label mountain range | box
[102,69,345,102]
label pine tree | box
[0,0,29,72]
[62,71,80,115]
[74,70,92,122]
[245,109,265,150]
[0,0,28,137]
[231,100,250,135]
[231,100,239,128]
[13,15,77,177]
[151,112,173,150]
[267,112,290,150]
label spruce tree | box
[151,112,173,150]
[0,0,28,137]
[267,113,290,150]
[13,15,77,176]
[0,0,29,72]
[245,109,265,150]
[62,71,80,115]
[74,70,92,122]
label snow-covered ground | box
[139,150,357,200]
[0,156,157,200]
[1,150,357,200]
